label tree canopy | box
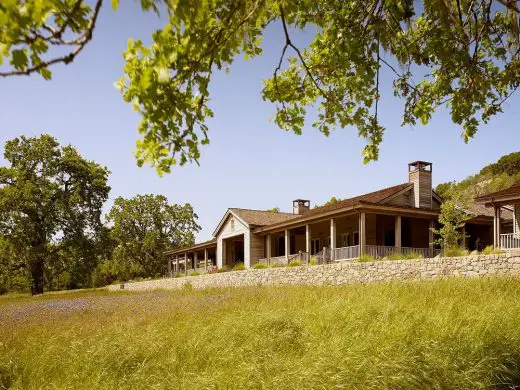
[102,194,200,280]
[0,135,110,294]
[1,1,518,174]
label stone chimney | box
[293,199,310,215]
[408,161,432,209]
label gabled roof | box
[230,208,299,226]
[212,208,299,237]
[475,181,520,205]
[297,183,413,218]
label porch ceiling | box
[252,203,440,235]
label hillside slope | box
[436,152,520,200]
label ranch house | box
[165,161,519,274]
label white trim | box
[212,209,250,237]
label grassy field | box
[1,278,520,389]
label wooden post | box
[395,215,402,251]
[266,234,271,266]
[359,212,366,255]
[184,254,188,276]
[168,258,172,276]
[204,248,208,272]
[330,218,336,261]
[285,229,290,262]
[494,206,501,248]
[514,204,520,234]
[176,256,179,274]
[429,220,435,257]
[305,225,311,256]
[194,252,198,270]
[462,225,467,249]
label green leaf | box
[111,0,120,11]
[11,50,28,70]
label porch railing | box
[364,245,437,259]
[334,245,360,260]
[500,233,520,250]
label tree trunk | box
[30,257,44,295]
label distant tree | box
[105,194,200,279]
[0,135,110,295]
[433,188,472,250]
[2,1,519,174]
[266,207,280,212]
[314,197,341,208]
[480,152,520,177]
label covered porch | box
[256,209,438,265]
[476,182,520,251]
[165,240,217,276]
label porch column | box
[305,225,311,255]
[462,225,467,249]
[194,252,198,270]
[184,253,188,276]
[359,212,366,255]
[266,234,271,265]
[493,206,501,248]
[330,219,336,260]
[167,258,172,276]
[514,204,520,234]
[285,229,290,262]
[204,249,208,272]
[395,216,402,249]
[429,220,435,256]
[176,256,179,274]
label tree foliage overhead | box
[105,194,200,278]
[0,134,110,294]
[1,1,519,173]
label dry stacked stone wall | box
[108,253,520,292]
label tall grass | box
[1,278,520,389]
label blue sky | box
[1,2,518,241]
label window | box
[341,233,350,247]
[353,231,359,246]
[311,238,321,255]
[277,236,285,256]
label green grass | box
[443,247,468,257]
[388,251,424,260]
[357,254,376,262]
[2,278,520,389]
[482,245,505,255]
[253,262,268,269]
[288,259,302,267]
[232,262,246,271]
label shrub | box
[403,251,424,260]
[253,263,268,269]
[358,254,376,263]
[309,257,317,266]
[482,245,504,255]
[174,272,184,278]
[443,247,467,257]
[270,263,285,268]
[217,266,230,273]
[288,260,302,267]
[388,252,405,261]
[232,263,246,271]
[190,271,200,276]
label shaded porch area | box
[258,211,438,265]
[166,241,217,276]
[476,182,520,251]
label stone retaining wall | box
[108,253,520,292]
